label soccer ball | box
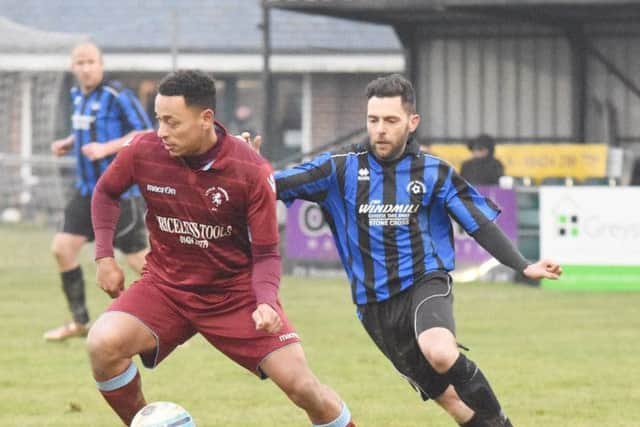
[130,401,196,427]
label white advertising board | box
[539,187,640,266]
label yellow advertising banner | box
[430,144,608,181]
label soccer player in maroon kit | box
[87,70,355,427]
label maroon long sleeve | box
[251,243,281,307]
[90,136,136,260]
[91,182,123,259]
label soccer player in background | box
[87,70,355,427]
[45,42,152,341]
[252,74,562,427]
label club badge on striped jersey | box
[407,180,426,195]
[205,186,229,212]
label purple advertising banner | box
[454,186,518,264]
[286,200,340,262]
[286,186,518,264]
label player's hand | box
[237,132,262,155]
[96,257,125,298]
[523,259,562,280]
[51,137,73,156]
[252,303,282,334]
[81,142,108,160]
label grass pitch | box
[1,224,639,426]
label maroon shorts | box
[107,273,300,378]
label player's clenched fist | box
[50,136,73,156]
[96,257,125,298]
[523,259,563,280]
[252,303,282,334]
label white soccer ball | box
[130,401,196,427]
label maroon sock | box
[99,370,146,425]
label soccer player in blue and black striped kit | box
[45,42,152,341]
[264,74,562,426]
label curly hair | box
[158,70,216,110]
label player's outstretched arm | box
[471,221,563,280]
[523,259,562,280]
[96,257,125,298]
[81,130,149,161]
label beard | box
[370,131,410,162]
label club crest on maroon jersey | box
[205,186,229,212]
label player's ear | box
[201,108,215,130]
[409,113,421,132]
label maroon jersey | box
[94,125,278,292]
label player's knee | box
[51,238,75,265]
[421,341,459,374]
[86,321,126,365]
[50,239,65,261]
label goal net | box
[0,17,87,226]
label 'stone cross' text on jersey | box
[358,201,420,226]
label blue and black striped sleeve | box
[274,152,335,206]
[440,165,501,234]
[116,89,152,131]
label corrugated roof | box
[267,0,640,26]
[0,0,401,53]
[267,0,639,8]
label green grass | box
[1,223,639,426]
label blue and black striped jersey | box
[70,80,152,197]
[275,139,501,305]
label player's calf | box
[445,353,511,426]
[311,401,353,427]
[95,361,146,426]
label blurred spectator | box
[460,134,504,185]
[228,104,256,136]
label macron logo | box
[146,184,177,195]
[278,332,299,342]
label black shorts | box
[357,271,455,400]
[61,190,148,254]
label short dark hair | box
[467,134,496,155]
[158,70,216,110]
[365,74,416,114]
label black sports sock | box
[460,413,513,427]
[460,414,484,427]
[447,353,507,425]
[61,266,89,324]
